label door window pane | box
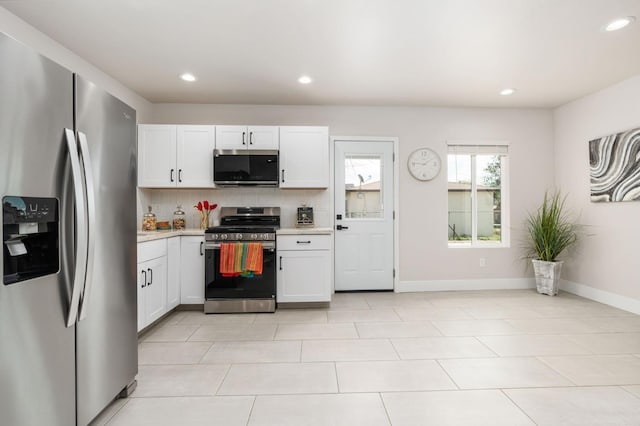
[344,155,383,219]
[448,154,472,242]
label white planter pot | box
[532,259,563,296]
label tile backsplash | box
[138,187,331,230]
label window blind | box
[447,144,508,155]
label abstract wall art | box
[589,127,640,202]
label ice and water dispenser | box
[3,196,59,285]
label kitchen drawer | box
[138,239,167,262]
[277,234,331,251]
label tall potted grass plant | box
[526,191,578,295]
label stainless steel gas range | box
[204,207,279,313]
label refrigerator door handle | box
[64,128,88,328]
[77,132,96,321]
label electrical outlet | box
[479,258,486,267]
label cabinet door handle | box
[281,169,285,183]
[147,268,153,285]
[249,131,253,145]
[336,225,349,230]
[200,241,204,256]
[296,240,311,244]
[279,256,283,270]
[141,270,146,288]
[242,131,246,145]
[170,169,175,182]
[178,169,183,182]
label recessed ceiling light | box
[179,73,196,82]
[500,88,516,96]
[298,75,313,84]
[605,16,635,32]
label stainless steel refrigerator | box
[0,32,138,425]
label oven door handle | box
[205,241,276,250]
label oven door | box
[205,241,276,300]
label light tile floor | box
[91,289,640,425]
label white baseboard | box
[560,279,640,315]
[396,278,640,315]
[396,278,536,293]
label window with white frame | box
[447,144,509,247]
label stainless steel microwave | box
[213,150,279,186]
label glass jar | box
[142,205,157,231]
[172,204,186,230]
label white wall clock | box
[407,148,441,181]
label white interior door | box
[334,140,394,291]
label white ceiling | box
[2,0,640,108]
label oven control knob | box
[250,233,258,240]
[221,234,228,240]
[236,233,243,240]
[261,233,268,240]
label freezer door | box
[74,75,138,426]
[0,33,76,426]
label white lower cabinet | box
[137,240,168,331]
[137,235,205,331]
[276,235,331,302]
[142,257,167,326]
[166,236,181,310]
[180,236,205,304]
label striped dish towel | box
[244,242,263,275]
[235,242,244,273]
[219,242,263,277]
[220,242,239,277]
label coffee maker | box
[296,206,314,227]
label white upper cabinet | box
[138,124,215,188]
[177,126,216,187]
[279,126,329,188]
[215,125,279,150]
[248,126,279,149]
[138,125,176,187]
[139,124,329,188]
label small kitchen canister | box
[173,204,186,230]
[142,205,157,231]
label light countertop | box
[137,229,204,243]
[277,227,333,235]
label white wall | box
[0,7,152,121]
[151,104,555,285]
[554,74,640,307]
